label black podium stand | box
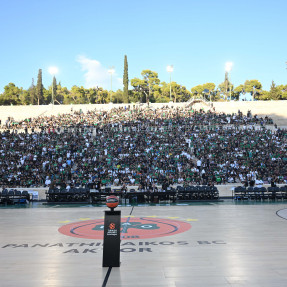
[102,210,121,267]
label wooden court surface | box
[1,202,287,287]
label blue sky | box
[0,0,286,93]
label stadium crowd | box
[0,105,286,189]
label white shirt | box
[45,179,51,186]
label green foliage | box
[112,89,125,103]
[233,84,244,100]
[141,70,160,104]
[163,82,191,102]
[268,81,281,100]
[217,81,233,101]
[20,90,31,105]
[28,78,37,105]
[52,76,57,104]
[85,88,97,104]
[191,83,215,94]
[70,86,89,104]
[234,84,244,93]
[130,77,148,103]
[259,90,270,100]
[97,88,109,104]
[129,89,143,103]
[203,83,216,92]
[244,79,262,93]
[0,83,22,105]
[43,88,51,104]
[278,84,287,100]
[123,55,129,103]
[191,84,205,95]
[244,79,262,100]
[0,68,286,105]
[209,90,221,101]
[191,83,216,101]
[36,69,43,105]
[216,72,233,101]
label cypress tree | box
[269,80,281,100]
[123,55,129,103]
[52,76,57,104]
[36,69,43,105]
[29,78,36,105]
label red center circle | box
[58,217,191,240]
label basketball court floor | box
[1,201,287,287]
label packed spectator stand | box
[0,104,286,204]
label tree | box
[218,79,233,101]
[0,83,22,105]
[191,84,205,95]
[244,79,262,93]
[18,90,30,105]
[62,89,74,105]
[201,83,215,92]
[70,86,86,104]
[224,72,229,100]
[153,81,167,102]
[28,78,37,105]
[162,82,191,102]
[210,90,221,101]
[130,77,148,103]
[52,82,69,104]
[191,83,216,100]
[112,89,124,103]
[219,72,234,101]
[36,69,43,105]
[233,84,244,101]
[141,70,160,104]
[97,88,109,103]
[84,88,97,104]
[123,55,129,103]
[259,90,270,100]
[268,81,281,100]
[278,84,287,100]
[52,76,57,104]
[244,79,262,100]
[43,87,51,104]
[201,83,215,101]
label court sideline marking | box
[276,208,287,220]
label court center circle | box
[58,217,191,240]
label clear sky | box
[0,0,286,93]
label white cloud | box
[77,55,122,90]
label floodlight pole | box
[169,73,172,101]
[108,67,115,103]
[110,74,113,102]
[224,71,229,102]
[225,62,233,101]
[52,81,54,106]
